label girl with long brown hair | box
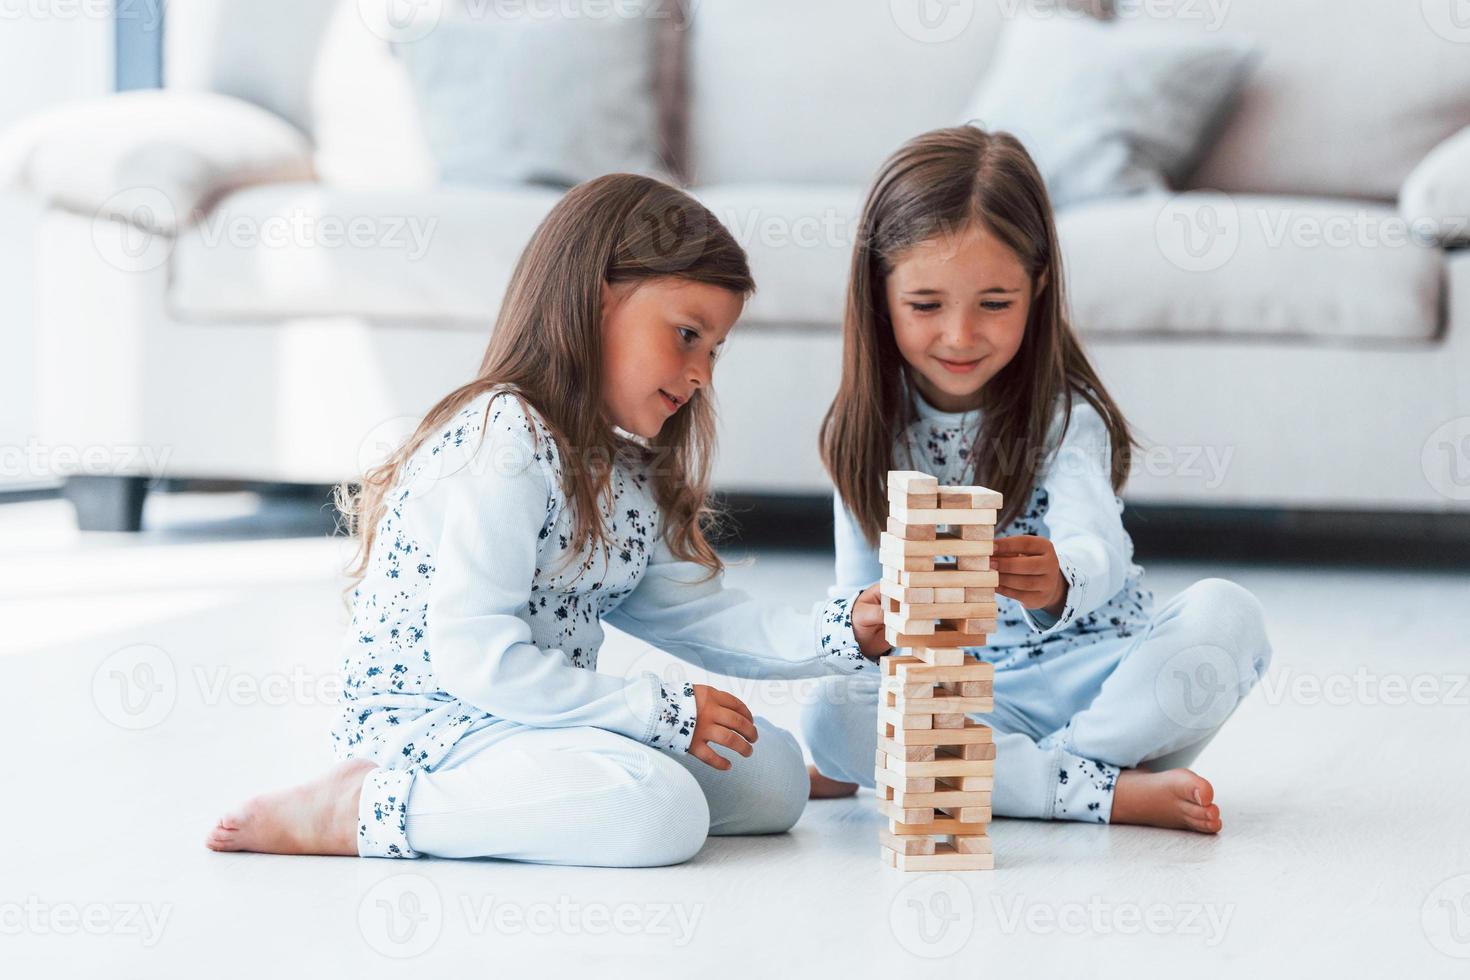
[803,127,1273,833]
[204,174,887,867]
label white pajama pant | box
[802,578,1273,823]
[357,715,810,866]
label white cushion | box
[684,0,1105,186]
[0,90,313,234]
[1059,193,1444,344]
[692,183,864,327]
[1400,126,1470,248]
[169,183,562,322]
[964,16,1257,208]
[1134,0,1470,201]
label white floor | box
[4,491,1469,977]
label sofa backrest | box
[1151,0,1470,201]
[682,0,1081,187]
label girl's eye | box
[908,302,941,313]
[677,327,700,344]
[982,301,1013,312]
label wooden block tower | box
[875,470,1000,871]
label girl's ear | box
[1033,269,1049,298]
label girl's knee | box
[748,718,809,834]
[1181,578,1272,679]
[615,752,710,866]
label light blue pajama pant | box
[363,715,810,866]
[802,578,1273,822]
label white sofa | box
[5,0,1470,529]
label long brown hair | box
[820,126,1135,543]
[336,173,754,590]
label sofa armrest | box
[1401,126,1470,248]
[0,90,314,235]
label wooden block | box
[880,532,995,558]
[880,845,896,868]
[880,581,933,605]
[959,524,995,541]
[885,756,993,778]
[874,766,936,794]
[958,556,990,571]
[895,600,997,619]
[890,842,993,872]
[881,564,900,583]
[895,567,1000,588]
[895,660,994,684]
[888,489,938,510]
[940,486,1003,509]
[887,692,993,715]
[875,747,887,770]
[875,798,935,825]
[890,504,998,526]
[950,834,993,855]
[885,810,981,835]
[886,516,936,541]
[877,704,932,729]
[962,618,996,633]
[888,471,938,494]
[938,774,996,791]
[939,741,997,760]
[885,783,991,809]
[891,629,975,648]
[879,550,934,572]
[880,653,923,676]
[877,736,936,761]
[939,680,992,698]
[912,647,968,666]
[879,828,936,855]
[940,805,992,823]
[886,720,994,746]
[933,712,969,728]
[964,587,994,602]
[934,587,965,602]
[880,677,935,699]
[884,611,936,635]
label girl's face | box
[599,277,743,439]
[885,221,1043,414]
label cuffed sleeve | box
[423,397,676,749]
[603,537,875,681]
[1021,398,1132,636]
[831,492,883,600]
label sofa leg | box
[63,475,149,532]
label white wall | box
[0,14,113,489]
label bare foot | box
[205,759,375,855]
[808,764,859,799]
[1110,768,1222,834]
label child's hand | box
[991,535,1068,617]
[852,582,892,660]
[688,684,759,770]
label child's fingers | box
[704,724,754,758]
[992,554,1050,575]
[710,705,758,746]
[991,535,1045,556]
[690,742,732,771]
[714,688,755,724]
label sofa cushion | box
[169,183,562,323]
[1135,0,1470,201]
[684,0,1106,186]
[692,182,864,328]
[1058,193,1445,344]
